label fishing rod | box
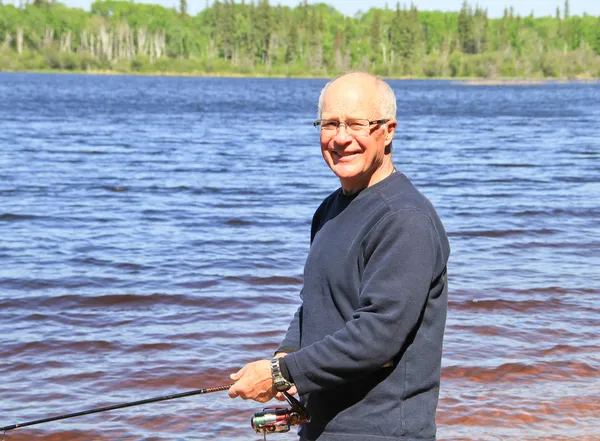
[0,384,232,433]
[1,383,309,440]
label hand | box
[275,384,298,401]
[228,359,276,403]
[273,352,298,401]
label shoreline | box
[2,69,599,84]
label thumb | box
[230,368,243,381]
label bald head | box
[317,72,397,121]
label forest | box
[0,0,599,78]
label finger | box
[230,364,247,381]
[275,392,286,402]
[288,385,298,395]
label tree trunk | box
[334,47,343,71]
[137,28,147,56]
[127,28,134,59]
[44,27,54,49]
[99,25,112,60]
[79,31,88,54]
[2,32,12,51]
[90,34,95,57]
[208,39,215,60]
[60,31,72,53]
[16,26,23,54]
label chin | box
[330,164,363,181]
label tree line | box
[1,0,599,78]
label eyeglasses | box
[313,119,389,135]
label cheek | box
[320,140,332,158]
[362,137,385,158]
[355,139,374,156]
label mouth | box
[332,151,360,161]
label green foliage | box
[389,3,421,64]
[0,0,598,78]
[595,18,600,55]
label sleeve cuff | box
[279,357,293,382]
[275,346,297,356]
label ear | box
[384,120,397,147]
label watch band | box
[270,358,292,392]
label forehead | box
[321,79,378,118]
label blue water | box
[0,73,598,441]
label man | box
[229,72,450,441]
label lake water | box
[0,73,598,441]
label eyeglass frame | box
[313,118,390,135]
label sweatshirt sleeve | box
[283,209,438,394]
[277,202,324,355]
[277,303,302,354]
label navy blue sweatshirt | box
[278,171,450,441]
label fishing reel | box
[251,391,309,439]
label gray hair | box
[317,72,397,120]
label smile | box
[332,151,360,160]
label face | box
[319,75,397,193]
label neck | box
[341,161,396,195]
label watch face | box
[275,380,291,391]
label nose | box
[333,123,352,145]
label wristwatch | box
[270,358,292,392]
